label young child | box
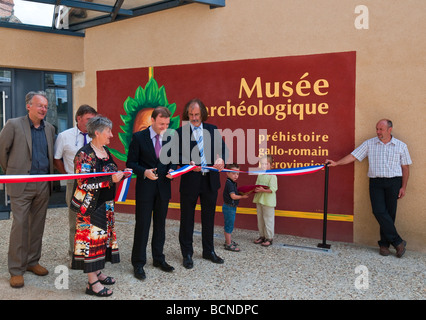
[222,163,248,252]
[253,155,278,247]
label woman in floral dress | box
[70,116,129,297]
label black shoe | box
[85,280,112,297]
[153,260,175,272]
[202,251,224,264]
[183,255,193,269]
[134,266,146,280]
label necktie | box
[155,134,161,158]
[80,132,88,145]
[193,126,207,169]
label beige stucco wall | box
[0,28,84,72]
[1,0,425,252]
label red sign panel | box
[97,51,356,242]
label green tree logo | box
[108,77,180,162]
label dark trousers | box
[179,174,218,257]
[369,177,403,248]
[131,188,169,267]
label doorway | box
[0,87,11,219]
[0,68,73,219]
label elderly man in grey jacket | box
[0,91,55,288]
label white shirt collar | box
[375,135,395,145]
[76,126,84,134]
[149,126,162,139]
[190,123,203,131]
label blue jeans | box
[222,203,237,234]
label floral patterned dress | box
[70,144,120,273]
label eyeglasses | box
[30,103,48,110]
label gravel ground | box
[0,207,425,301]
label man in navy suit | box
[126,107,176,280]
[175,98,228,269]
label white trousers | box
[256,203,275,240]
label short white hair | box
[86,115,113,138]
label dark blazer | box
[0,115,55,197]
[126,127,176,200]
[175,122,228,193]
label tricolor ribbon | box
[115,174,132,202]
[0,171,123,183]
[247,165,325,176]
[168,165,198,178]
[169,164,325,177]
[0,171,133,201]
[1,165,324,201]
[199,166,246,173]
[1,165,324,183]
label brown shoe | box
[395,240,407,258]
[26,264,49,276]
[10,275,24,288]
[379,246,390,256]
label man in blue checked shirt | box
[326,119,412,258]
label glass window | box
[1,91,5,132]
[0,70,12,83]
[12,0,55,27]
[45,73,68,86]
[45,72,71,134]
[44,71,72,207]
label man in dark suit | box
[0,91,56,288]
[126,107,176,280]
[175,98,228,269]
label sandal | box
[261,239,273,247]
[224,240,239,247]
[254,237,265,244]
[224,242,241,252]
[97,271,116,285]
[85,280,113,297]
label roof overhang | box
[0,0,225,36]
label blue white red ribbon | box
[0,171,127,184]
[199,166,246,173]
[168,165,197,177]
[169,164,325,177]
[1,165,324,202]
[0,171,133,201]
[115,174,132,202]
[1,165,324,183]
[247,165,325,176]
